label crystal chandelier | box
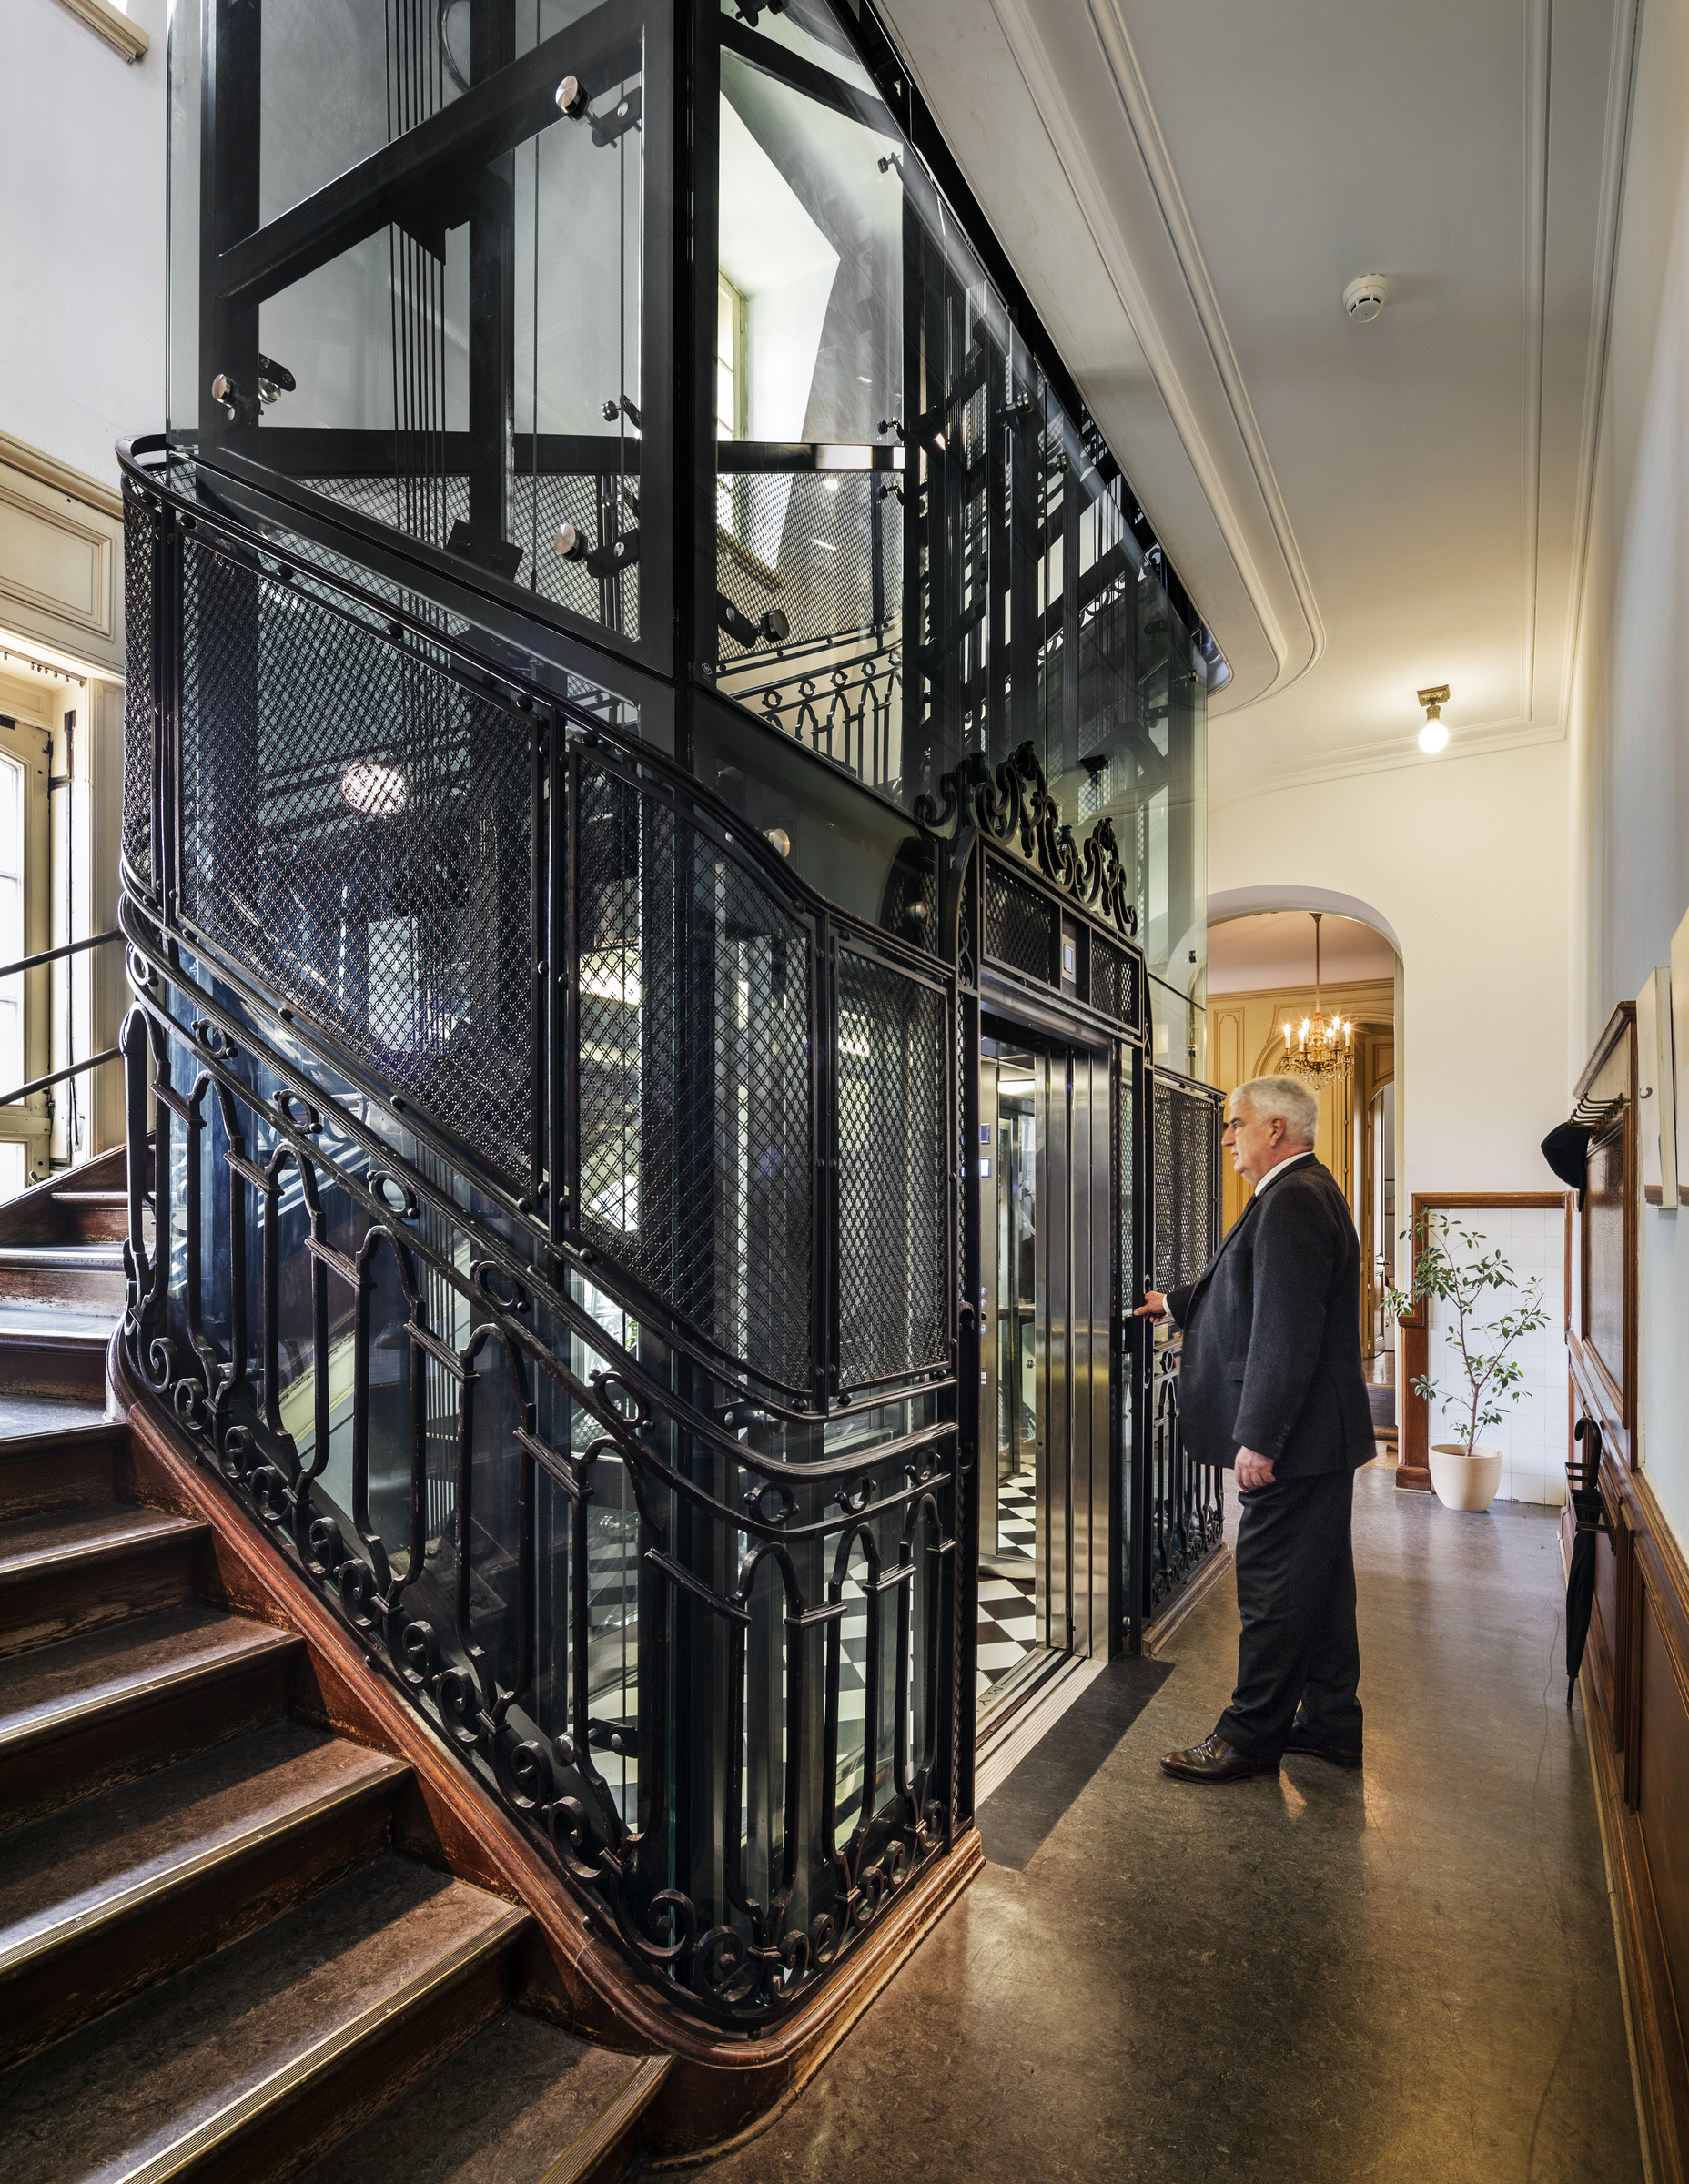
[1280,912,1352,1086]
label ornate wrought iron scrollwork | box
[915,741,1139,945]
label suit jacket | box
[1165,1155,1374,1477]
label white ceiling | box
[876,0,1633,805]
[1208,910,1397,994]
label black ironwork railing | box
[1140,1068,1228,1623]
[116,439,962,2036]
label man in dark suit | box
[1136,1074,1375,1783]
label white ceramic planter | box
[1429,1442,1504,1512]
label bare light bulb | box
[1418,706,1449,753]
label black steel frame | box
[119,434,963,2034]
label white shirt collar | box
[1252,1148,1315,1197]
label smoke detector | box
[1343,274,1388,324]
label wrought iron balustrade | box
[1139,1068,1227,1623]
[116,440,962,2036]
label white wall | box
[1569,0,1689,1552]
[1209,736,1573,1212]
[2,0,168,487]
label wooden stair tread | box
[0,1501,203,1585]
[0,1246,126,1271]
[298,2011,669,2184]
[0,1313,118,1343]
[0,1607,298,1758]
[0,1420,124,1517]
[0,1723,407,1981]
[48,1192,128,1207]
[0,1856,528,2184]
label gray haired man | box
[1136,1075,1375,1783]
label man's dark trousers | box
[1217,1469,1361,1760]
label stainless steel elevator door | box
[979,1033,1113,1699]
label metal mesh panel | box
[574,761,814,1392]
[835,951,948,1388]
[1089,935,1137,1026]
[305,472,639,640]
[1153,1076,1217,1293]
[177,539,535,1183]
[122,495,155,890]
[715,472,900,656]
[982,863,1056,984]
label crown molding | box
[1209,714,1566,813]
[0,430,123,522]
[973,0,1324,703]
[1078,0,1326,696]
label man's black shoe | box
[1158,1734,1279,1784]
[1284,1724,1363,1768]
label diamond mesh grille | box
[715,471,900,656]
[1089,935,1136,1026]
[1153,1076,1218,1293]
[177,538,535,1183]
[835,951,948,1388]
[982,863,1056,984]
[574,760,814,1392]
[305,472,640,641]
[122,494,156,890]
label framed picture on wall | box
[1637,965,1678,1203]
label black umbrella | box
[1565,1419,1605,1704]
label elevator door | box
[979,1031,1112,1699]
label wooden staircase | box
[0,1146,130,1410]
[0,1393,669,2177]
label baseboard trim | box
[1144,1545,1234,1658]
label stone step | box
[0,1722,410,2068]
[0,1856,529,2184]
[297,2010,672,2184]
[0,1605,299,1834]
[0,1501,206,1657]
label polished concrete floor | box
[673,1471,1642,2184]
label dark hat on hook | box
[1541,1121,1592,1206]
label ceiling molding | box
[978,0,1325,701]
[1520,0,1552,726]
[1209,714,1565,813]
[1079,0,1327,695]
[1563,0,1643,694]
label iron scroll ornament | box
[915,740,1140,946]
[116,965,957,2037]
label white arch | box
[1205,884,1403,963]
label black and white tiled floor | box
[977,1470,1039,1698]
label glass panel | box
[705,0,1209,978]
[177,4,648,647]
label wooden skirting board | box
[111,1337,985,2160]
[1568,1364,1689,2184]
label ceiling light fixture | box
[1417,683,1450,753]
[1280,913,1352,1087]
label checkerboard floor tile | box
[994,1469,1037,1567]
[977,1569,1037,1698]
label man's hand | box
[1235,1447,1276,1490]
[1134,1289,1168,1320]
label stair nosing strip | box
[538,2053,673,2184]
[110,1898,530,2184]
[0,1623,300,1757]
[0,1512,207,1587]
[0,1753,411,1982]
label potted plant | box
[1384,1216,1552,1512]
